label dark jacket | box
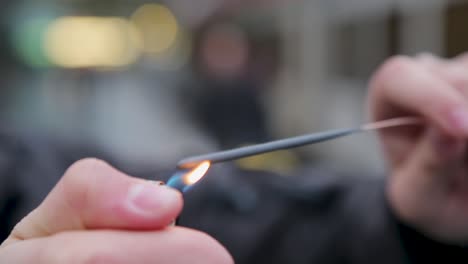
[0,129,466,263]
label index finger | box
[0,228,233,264]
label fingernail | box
[126,183,179,216]
[448,106,468,134]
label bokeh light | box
[11,15,52,68]
[131,4,179,55]
[44,16,142,68]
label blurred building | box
[0,0,467,173]
[269,0,462,172]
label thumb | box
[2,158,182,247]
[405,128,465,181]
[388,128,465,228]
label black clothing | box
[0,130,466,263]
[185,78,269,148]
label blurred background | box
[0,0,467,175]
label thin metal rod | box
[177,117,423,169]
[178,128,359,168]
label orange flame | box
[182,161,211,185]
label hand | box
[0,158,233,264]
[369,53,468,243]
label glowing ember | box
[182,161,211,185]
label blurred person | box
[2,53,468,263]
[182,19,272,148]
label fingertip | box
[369,55,412,91]
[367,55,417,119]
[443,105,468,137]
[120,182,183,227]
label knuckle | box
[7,215,34,242]
[61,158,109,191]
[369,55,415,101]
[371,55,413,89]
[60,158,110,211]
[65,158,108,180]
[385,55,413,72]
[367,55,418,119]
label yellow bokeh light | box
[131,4,179,54]
[44,16,142,68]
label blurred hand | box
[370,53,468,243]
[0,158,233,264]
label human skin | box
[2,53,468,263]
[370,53,468,243]
[0,158,234,264]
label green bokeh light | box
[11,16,53,68]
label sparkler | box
[163,116,423,226]
[165,116,422,193]
[176,117,423,170]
